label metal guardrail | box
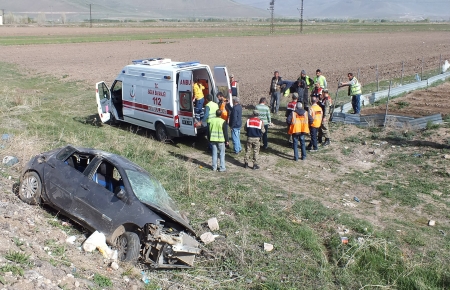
[337,71,450,114]
[332,112,443,129]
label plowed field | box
[1,26,449,110]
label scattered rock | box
[66,236,77,244]
[263,243,274,252]
[2,156,19,167]
[207,217,219,231]
[428,220,436,226]
[23,270,41,281]
[123,276,130,283]
[370,149,381,155]
[2,134,13,141]
[200,232,217,244]
[369,200,381,205]
[361,140,367,145]
[74,281,80,288]
[432,190,443,197]
[443,155,450,159]
[110,261,119,270]
[131,285,138,290]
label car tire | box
[117,232,141,263]
[19,171,42,205]
[155,123,168,142]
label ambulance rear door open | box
[213,66,233,106]
[177,70,196,136]
[96,81,111,123]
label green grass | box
[0,22,449,46]
[2,60,450,289]
[93,273,113,288]
[4,251,30,266]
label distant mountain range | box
[236,0,450,20]
[1,0,449,21]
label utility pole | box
[300,0,304,33]
[90,4,92,28]
[269,0,275,34]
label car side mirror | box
[116,189,126,200]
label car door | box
[43,155,86,214]
[71,158,128,235]
[177,70,196,136]
[96,81,111,123]
[213,66,233,106]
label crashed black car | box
[18,145,200,268]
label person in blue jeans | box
[339,72,362,114]
[286,102,313,161]
[209,109,228,172]
[269,71,282,114]
[255,97,271,149]
[229,97,242,154]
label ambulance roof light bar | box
[176,61,200,68]
[132,58,172,66]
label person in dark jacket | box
[269,71,283,114]
[299,70,314,111]
[244,110,265,170]
[286,102,313,161]
[229,97,242,154]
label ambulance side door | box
[95,82,111,123]
[177,70,196,136]
[213,66,233,106]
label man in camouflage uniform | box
[318,89,332,146]
[244,110,265,170]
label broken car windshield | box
[125,170,179,214]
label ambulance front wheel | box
[155,123,168,142]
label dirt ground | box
[362,81,450,118]
[1,27,450,107]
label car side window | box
[93,161,123,194]
[64,153,93,173]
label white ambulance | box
[95,58,232,141]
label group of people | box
[194,70,362,171]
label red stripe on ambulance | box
[123,100,173,117]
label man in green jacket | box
[339,72,362,114]
[255,97,271,149]
[209,109,229,172]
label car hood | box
[142,202,195,236]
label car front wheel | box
[19,171,42,205]
[117,232,141,263]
